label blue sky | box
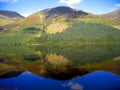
[0,0,120,17]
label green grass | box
[36,22,120,44]
[0,35,35,45]
[0,19,120,45]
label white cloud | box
[62,82,83,90]
[59,0,82,6]
[69,82,83,90]
[0,0,18,2]
[115,3,120,7]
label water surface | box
[0,44,120,89]
[0,71,120,90]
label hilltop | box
[40,6,88,19]
[0,10,24,19]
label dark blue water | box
[0,71,120,90]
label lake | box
[0,71,120,90]
[0,44,120,90]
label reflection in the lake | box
[46,54,69,65]
[0,71,120,90]
[35,45,120,64]
[0,44,120,80]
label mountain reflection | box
[0,44,120,80]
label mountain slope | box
[22,6,119,35]
[40,6,88,19]
[103,9,120,22]
[0,10,24,26]
[24,6,119,26]
[37,22,120,44]
[24,6,89,24]
[0,10,24,19]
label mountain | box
[0,6,120,45]
[24,6,119,25]
[40,6,88,19]
[0,10,24,26]
[103,9,120,22]
[0,10,24,19]
[24,6,89,24]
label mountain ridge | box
[0,10,24,19]
[103,9,120,22]
[39,6,88,19]
[24,6,119,25]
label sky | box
[0,0,120,17]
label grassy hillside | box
[0,21,120,45]
[36,22,120,44]
[79,14,120,25]
[0,15,16,26]
[0,10,24,26]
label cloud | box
[59,0,82,6]
[115,3,120,7]
[62,82,83,90]
[0,0,18,2]
[69,82,83,90]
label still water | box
[0,44,120,89]
[0,44,119,64]
[0,71,120,90]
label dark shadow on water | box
[39,65,89,80]
[0,70,24,79]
